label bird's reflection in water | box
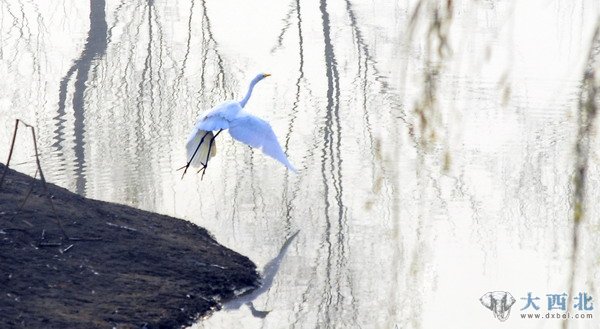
[223,230,300,318]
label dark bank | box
[0,163,259,328]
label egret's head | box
[254,73,271,82]
[241,73,271,107]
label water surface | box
[1,1,600,328]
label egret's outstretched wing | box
[196,115,230,131]
[194,101,241,131]
[185,129,216,167]
[228,115,297,173]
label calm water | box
[1,1,600,328]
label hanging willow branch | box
[564,22,600,329]
[408,0,454,149]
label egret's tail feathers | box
[185,129,216,167]
[271,155,298,174]
[282,159,298,174]
[258,145,297,173]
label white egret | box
[179,73,297,178]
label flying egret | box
[179,73,297,178]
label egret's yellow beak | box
[263,73,271,78]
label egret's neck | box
[239,77,261,108]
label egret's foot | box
[177,163,191,179]
[178,161,205,179]
[178,161,209,180]
[196,162,208,180]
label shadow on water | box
[275,0,305,235]
[344,0,377,166]
[53,0,107,196]
[266,0,388,327]
[223,231,300,317]
[198,0,230,104]
[0,1,48,142]
[172,0,196,101]
[131,0,163,207]
[314,1,357,327]
[1,1,45,68]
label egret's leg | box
[199,129,223,180]
[177,131,211,178]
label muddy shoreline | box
[0,163,259,328]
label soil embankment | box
[0,163,258,328]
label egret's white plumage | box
[182,74,297,175]
[185,129,216,167]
